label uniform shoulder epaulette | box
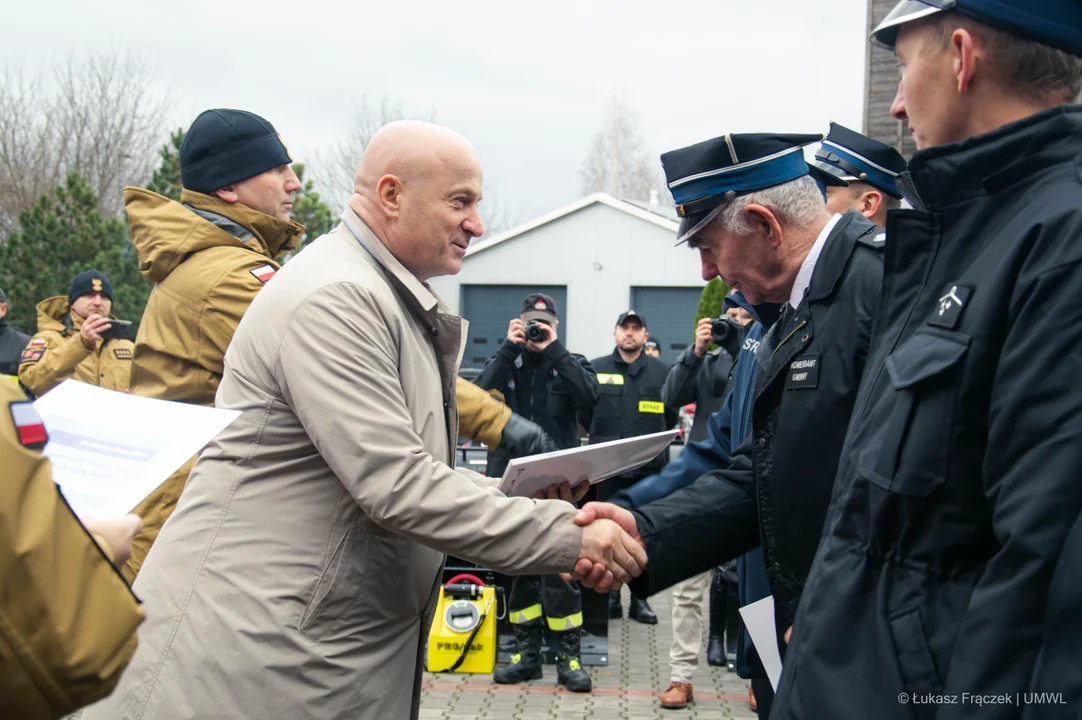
[855,227,887,251]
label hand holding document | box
[33,380,241,519]
[498,429,679,498]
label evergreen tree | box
[146,128,185,202]
[0,171,151,332]
[691,277,729,350]
[289,163,335,255]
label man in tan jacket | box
[18,270,134,397]
[82,121,646,720]
[0,381,144,719]
[122,109,562,581]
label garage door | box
[460,285,568,369]
[629,286,703,361]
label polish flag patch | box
[250,264,277,283]
[10,401,48,448]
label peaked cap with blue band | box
[871,0,1082,58]
[808,122,908,199]
[661,133,824,245]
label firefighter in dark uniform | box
[572,134,888,687]
[771,4,1082,719]
[477,292,600,693]
[582,310,678,624]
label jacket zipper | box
[771,320,808,360]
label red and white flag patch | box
[10,401,48,448]
[29,338,46,348]
[250,264,277,283]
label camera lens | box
[525,323,546,342]
[711,318,734,344]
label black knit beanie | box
[180,109,293,194]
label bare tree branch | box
[0,53,168,237]
[580,94,665,203]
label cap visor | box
[675,204,727,246]
[870,1,945,50]
[808,163,851,187]
[521,310,557,323]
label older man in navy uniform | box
[767,2,1082,718]
[570,133,885,712]
[807,122,908,227]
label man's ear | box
[377,174,403,218]
[214,186,239,204]
[951,27,978,94]
[745,204,784,248]
[860,190,884,219]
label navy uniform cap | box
[662,133,824,245]
[871,0,1082,58]
[808,123,908,199]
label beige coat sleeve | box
[275,284,582,576]
[18,331,90,397]
[0,385,144,719]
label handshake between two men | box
[539,482,645,589]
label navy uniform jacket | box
[626,210,883,633]
[477,338,600,475]
[581,350,679,483]
[775,107,1082,720]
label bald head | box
[348,121,485,281]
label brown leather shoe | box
[749,685,758,712]
[660,681,693,709]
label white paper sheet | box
[498,429,679,498]
[33,380,241,519]
[739,596,784,691]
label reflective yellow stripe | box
[638,400,665,414]
[509,604,543,625]
[597,373,625,386]
[546,611,584,631]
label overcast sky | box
[2,0,871,222]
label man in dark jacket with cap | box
[570,132,885,686]
[0,288,30,377]
[19,270,134,396]
[478,291,600,693]
[807,122,908,227]
[582,310,679,624]
[767,3,1082,718]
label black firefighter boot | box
[493,624,543,684]
[608,589,623,619]
[707,571,727,667]
[555,629,593,693]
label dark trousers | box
[752,676,775,718]
[507,574,583,631]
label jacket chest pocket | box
[546,379,571,416]
[860,330,969,497]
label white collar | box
[789,213,842,310]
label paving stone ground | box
[421,586,758,720]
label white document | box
[498,429,679,498]
[33,380,241,519]
[739,596,784,692]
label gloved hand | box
[498,413,559,458]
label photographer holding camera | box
[18,270,134,397]
[477,292,600,692]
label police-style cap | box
[68,270,113,305]
[662,133,825,245]
[616,310,647,329]
[521,293,558,323]
[872,0,1082,58]
[809,123,907,199]
[180,109,293,194]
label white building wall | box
[429,201,706,361]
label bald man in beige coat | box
[81,122,646,720]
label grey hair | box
[710,176,825,238]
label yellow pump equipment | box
[426,573,500,674]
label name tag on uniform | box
[638,400,665,414]
[786,354,819,390]
[597,373,624,385]
[113,348,133,360]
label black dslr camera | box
[525,322,547,342]
[710,315,743,357]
